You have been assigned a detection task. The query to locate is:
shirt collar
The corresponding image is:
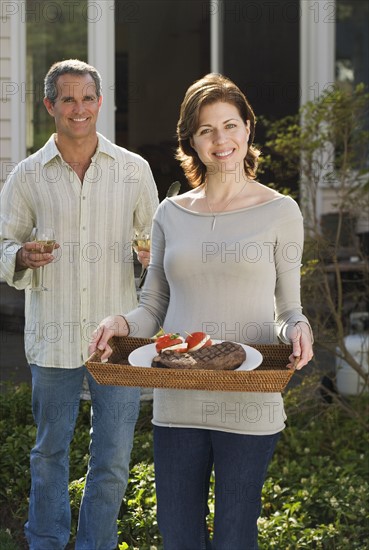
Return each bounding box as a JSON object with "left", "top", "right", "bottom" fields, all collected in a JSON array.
[
  {"left": 95, "top": 133, "right": 117, "bottom": 160},
  {"left": 41, "top": 134, "right": 62, "bottom": 165},
  {"left": 41, "top": 132, "right": 117, "bottom": 166}
]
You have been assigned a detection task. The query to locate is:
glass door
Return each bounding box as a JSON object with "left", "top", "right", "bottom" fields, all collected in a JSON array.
[{"left": 115, "top": 0, "right": 210, "bottom": 199}]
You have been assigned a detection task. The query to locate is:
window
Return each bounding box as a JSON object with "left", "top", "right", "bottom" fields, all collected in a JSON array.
[
  {"left": 336, "top": 0, "right": 369, "bottom": 90},
  {"left": 336, "top": 0, "right": 369, "bottom": 166},
  {"left": 26, "top": 0, "right": 87, "bottom": 154},
  {"left": 223, "top": 0, "right": 300, "bottom": 122},
  {"left": 115, "top": 0, "right": 210, "bottom": 199}
]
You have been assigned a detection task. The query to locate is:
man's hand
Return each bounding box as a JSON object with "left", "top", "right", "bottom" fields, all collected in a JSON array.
[
  {"left": 287, "top": 322, "right": 314, "bottom": 370},
  {"left": 88, "top": 315, "right": 129, "bottom": 362},
  {"left": 16, "top": 241, "right": 60, "bottom": 271},
  {"left": 137, "top": 250, "right": 150, "bottom": 269}
]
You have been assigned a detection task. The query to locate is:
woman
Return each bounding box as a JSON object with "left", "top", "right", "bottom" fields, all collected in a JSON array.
[{"left": 90, "top": 74, "right": 313, "bottom": 549}]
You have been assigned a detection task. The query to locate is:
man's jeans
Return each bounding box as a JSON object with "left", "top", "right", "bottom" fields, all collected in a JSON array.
[
  {"left": 25, "top": 364, "right": 140, "bottom": 550},
  {"left": 154, "top": 426, "right": 280, "bottom": 550}
]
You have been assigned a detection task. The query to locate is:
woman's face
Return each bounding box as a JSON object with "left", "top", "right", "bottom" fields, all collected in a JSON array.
[{"left": 190, "top": 101, "right": 250, "bottom": 177}]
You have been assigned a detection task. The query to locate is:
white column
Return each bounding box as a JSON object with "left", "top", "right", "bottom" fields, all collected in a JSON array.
[
  {"left": 210, "top": 0, "right": 223, "bottom": 73},
  {"left": 88, "top": 0, "right": 115, "bottom": 142},
  {"left": 10, "top": 2, "right": 26, "bottom": 163},
  {"left": 300, "top": 0, "right": 336, "bottom": 105},
  {"left": 300, "top": 0, "right": 336, "bottom": 223}
]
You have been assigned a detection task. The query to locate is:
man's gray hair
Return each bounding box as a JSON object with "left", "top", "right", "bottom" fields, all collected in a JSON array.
[{"left": 44, "top": 59, "right": 102, "bottom": 103}]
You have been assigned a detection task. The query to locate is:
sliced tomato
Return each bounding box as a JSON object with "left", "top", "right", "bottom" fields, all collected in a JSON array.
[
  {"left": 185, "top": 332, "right": 212, "bottom": 352},
  {"left": 155, "top": 333, "right": 186, "bottom": 353}
]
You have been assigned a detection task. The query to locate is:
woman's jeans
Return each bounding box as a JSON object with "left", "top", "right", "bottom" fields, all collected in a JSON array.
[
  {"left": 154, "top": 426, "right": 280, "bottom": 550},
  {"left": 25, "top": 364, "right": 140, "bottom": 550}
]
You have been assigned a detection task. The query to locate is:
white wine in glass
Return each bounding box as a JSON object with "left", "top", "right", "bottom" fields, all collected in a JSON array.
[
  {"left": 31, "top": 227, "right": 56, "bottom": 291},
  {"left": 132, "top": 234, "right": 151, "bottom": 255},
  {"left": 132, "top": 229, "right": 151, "bottom": 286}
]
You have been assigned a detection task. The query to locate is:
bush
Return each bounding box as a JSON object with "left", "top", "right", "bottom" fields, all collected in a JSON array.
[
  {"left": 1, "top": 380, "right": 368, "bottom": 549},
  {"left": 259, "top": 377, "right": 369, "bottom": 549},
  {"left": 0, "top": 529, "right": 19, "bottom": 550},
  {"left": 261, "top": 84, "right": 369, "bottom": 395}
]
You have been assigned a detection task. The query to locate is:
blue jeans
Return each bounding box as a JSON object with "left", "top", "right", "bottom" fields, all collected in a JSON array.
[
  {"left": 25, "top": 364, "right": 141, "bottom": 550},
  {"left": 154, "top": 426, "right": 280, "bottom": 550}
]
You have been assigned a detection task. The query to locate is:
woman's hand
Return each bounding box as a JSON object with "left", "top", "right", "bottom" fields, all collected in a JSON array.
[
  {"left": 88, "top": 315, "right": 129, "bottom": 362},
  {"left": 287, "top": 322, "right": 314, "bottom": 370}
]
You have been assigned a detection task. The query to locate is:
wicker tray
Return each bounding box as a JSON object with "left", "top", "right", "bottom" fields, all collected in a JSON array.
[{"left": 86, "top": 337, "right": 294, "bottom": 392}]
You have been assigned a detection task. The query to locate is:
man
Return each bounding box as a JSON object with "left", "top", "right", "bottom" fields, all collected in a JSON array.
[{"left": 0, "top": 59, "right": 159, "bottom": 549}]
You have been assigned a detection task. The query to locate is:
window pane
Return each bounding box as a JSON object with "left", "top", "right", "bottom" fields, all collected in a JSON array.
[
  {"left": 223, "top": 0, "right": 300, "bottom": 193},
  {"left": 223, "top": 0, "right": 300, "bottom": 122},
  {"left": 336, "top": 0, "right": 369, "bottom": 89},
  {"left": 26, "top": 0, "right": 87, "bottom": 154},
  {"left": 336, "top": 0, "right": 369, "bottom": 167}
]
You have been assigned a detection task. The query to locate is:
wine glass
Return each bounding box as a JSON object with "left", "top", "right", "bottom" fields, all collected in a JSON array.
[
  {"left": 132, "top": 229, "right": 151, "bottom": 287},
  {"left": 31, "top": 227, "right": 56, "bottom": 291}
]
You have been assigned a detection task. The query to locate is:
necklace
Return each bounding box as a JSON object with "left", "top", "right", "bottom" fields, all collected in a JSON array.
[{"left": 205, "top": 181, "right": 248, "bottom": 230}]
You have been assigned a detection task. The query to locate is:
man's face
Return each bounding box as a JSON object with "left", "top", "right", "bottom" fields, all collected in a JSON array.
[{"left": 43, "top": 73, "right": 103, "bottom": 140}]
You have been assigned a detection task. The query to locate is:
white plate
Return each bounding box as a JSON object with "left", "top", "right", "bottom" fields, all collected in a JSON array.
[{"left": 128, "top": 340, "right": 263, "bottom": 371}]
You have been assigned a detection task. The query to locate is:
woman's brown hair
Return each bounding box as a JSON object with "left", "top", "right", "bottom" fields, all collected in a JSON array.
[{"left": 176, "top": 73, "right": 260, "bottom": 187}]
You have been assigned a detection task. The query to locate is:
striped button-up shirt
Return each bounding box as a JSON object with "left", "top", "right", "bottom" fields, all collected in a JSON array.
[{"left": 0, "top": 133, "right": 159, "bottom": 367}]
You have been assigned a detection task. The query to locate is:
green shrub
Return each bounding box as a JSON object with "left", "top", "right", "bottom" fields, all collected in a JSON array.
[
  {"left": 0, "top": 529, "right": 19, "bottom": 550},
  {"left": 1, "top": 380, "right": 368, "bottom": 549},
  {"left": 0, "top": 384, "right": 36, "bottom": 536},
  {"left": 259, "top": 377, "right": 369, "bottom": 549}
]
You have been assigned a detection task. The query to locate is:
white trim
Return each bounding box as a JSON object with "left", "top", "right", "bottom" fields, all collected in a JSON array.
[
  {"left": 10, "top": 3, "right": 26, "bottom": 163},
  {"left": 88, "top": 0, "right": 115, "bottom": 142},
  {"left": 210, "top": 0, "right": 223, "bottom": 73}
]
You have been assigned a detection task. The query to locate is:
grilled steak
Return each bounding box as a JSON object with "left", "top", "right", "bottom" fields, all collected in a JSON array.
[{"left": 151, "top": 341, "right": 246, "bottom": 371}]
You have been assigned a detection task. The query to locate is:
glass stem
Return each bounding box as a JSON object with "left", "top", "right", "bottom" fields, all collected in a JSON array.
[{"left": 40, "top": 266, "right": 45, "bottom": 289}]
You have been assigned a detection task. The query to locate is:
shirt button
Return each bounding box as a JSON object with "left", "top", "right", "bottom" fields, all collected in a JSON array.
[
  {"left": 82, "top": 226, "right": 86, "bottom": 230},
  {"left": 83, "top": 288, "right": 87, "bottom": 292}
]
